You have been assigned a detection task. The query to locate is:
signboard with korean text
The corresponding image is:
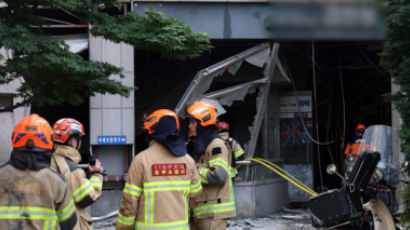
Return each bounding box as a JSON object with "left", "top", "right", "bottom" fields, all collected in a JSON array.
[{"left": 97, "top": 136, "right": 127, "bottom": 145}]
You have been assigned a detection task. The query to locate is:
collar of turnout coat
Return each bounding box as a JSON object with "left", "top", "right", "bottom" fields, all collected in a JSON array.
[{"left": 53, "top": 144, "right": 82, "bottom": 164}]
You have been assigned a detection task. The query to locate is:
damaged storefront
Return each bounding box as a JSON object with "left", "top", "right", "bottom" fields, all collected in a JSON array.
[{"left": 86, "top": 0, "right": 391, "bottom": 222}]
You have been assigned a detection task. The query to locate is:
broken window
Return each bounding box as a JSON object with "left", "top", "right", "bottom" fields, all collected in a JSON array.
[{"left": 175, "top": 43, "right": 289, "bottom": 159}]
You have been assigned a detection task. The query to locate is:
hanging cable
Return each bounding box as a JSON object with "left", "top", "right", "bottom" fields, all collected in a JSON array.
[
  {"left": 339, "top": 55, "right": 346, "bottom": 154},
  {"left": 312, "top": 41, "right": 324, "bottom": 188},
  {"left": 325, "top": 93, "right": 336, "bottom": 164},
  {"left": 288, "top": 71, "right": 335, "bottom": 146}
]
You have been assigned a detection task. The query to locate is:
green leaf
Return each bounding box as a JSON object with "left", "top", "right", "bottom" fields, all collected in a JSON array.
[
  {"left": 382, "top": 0, "right": 410, "bottom": 224},
  {"left": 0, "top": 1, "right": 211, "bottom": 109}
]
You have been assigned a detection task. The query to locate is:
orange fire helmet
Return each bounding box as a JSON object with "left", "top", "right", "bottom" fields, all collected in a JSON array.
[
  {"left": 52, "top": 118, "right": 85, "bottom": 144},
  {"left": 144, "top": 109, "right": 180, "bottom": 135},
  {"left": 356, "top": 123, "right": 366, "bottom": 131},
  {"left": 12, "top": 114, "right": 53, "bottom": 151},
  {"left": 186, "top": 101, "right": 217, "bottom": 127}
]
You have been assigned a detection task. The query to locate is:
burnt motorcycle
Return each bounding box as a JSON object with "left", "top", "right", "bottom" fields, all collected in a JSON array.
[{"left": 308, "top": 125, "right": 401, "bottom": 230}]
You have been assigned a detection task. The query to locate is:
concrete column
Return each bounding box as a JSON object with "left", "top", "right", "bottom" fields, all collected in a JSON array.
[{"left": 89, "top": 36, "right": 135, "bottom": 174}]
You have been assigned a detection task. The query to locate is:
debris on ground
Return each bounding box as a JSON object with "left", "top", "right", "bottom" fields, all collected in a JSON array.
[
  {"left": 227, "top": 210, "right": 314, "bottom": 230},
  {"left": 93, "top": 209, "right": 315, "bottom": 230}
]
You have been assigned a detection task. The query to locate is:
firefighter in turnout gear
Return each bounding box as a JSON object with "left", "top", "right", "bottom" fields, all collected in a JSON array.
[
  {"left": 116, "top": 109, "right": 202, "bottom": 230},
  {"left": 217, "top": 121, "right": 244, "bottom": 177},
  {"left": 344, "top": 123, "right": 366, "bottom": 161},
  {"left": 0, "top": 114, "right": 77, "bottom": 230},
  {"left": 51, "top": 118, "right": 104, "bottom": 230},
  {"left": 186, "top": 101, "right": 236, "bottom": 230}
]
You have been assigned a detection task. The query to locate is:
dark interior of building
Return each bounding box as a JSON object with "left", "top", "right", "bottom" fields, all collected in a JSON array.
[
  {"left": 280, "top": 41, "right": 391, "bottom": 191},
  {"left": 29, "top": 37, "right": 390, "bottom": 191},
  {"left": 133, "top": 40, "right": 391, "bottom": 191}
]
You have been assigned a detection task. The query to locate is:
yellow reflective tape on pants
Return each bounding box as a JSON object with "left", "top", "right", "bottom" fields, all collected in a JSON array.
[
  {"left": 90, "top": 176, "right": 102, "bottom": 190},
  {"left": 190, "top": 181, "right": 202, "bottom": 194},
  {"left": 193, "top": 202, "right": 236, "bottom": 217},
  {"left": 199, "top": 168, "right": 209, "bottom": 184},
  {"left": 56, "top": 199, "right": 76, "bottom": 221},
  {"left": 117, "top": 212, "right": 135, "bottom": 226},
  {"left": 124, "top": 182, "right": 142, "bottom": 197},
  {"left": 135, "top": 220, "right": 189, "bottom": 230},
  {"left": 72, "top": 181, "right": 93, "bottom": 202}
]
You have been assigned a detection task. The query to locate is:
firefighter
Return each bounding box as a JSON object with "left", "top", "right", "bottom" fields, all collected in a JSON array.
[
  {"left": 217, "top": 121, "right": 245, "bottom": 176},
  {"left": 344, "top": 123, "right": 366, "bottom": 161},
  {"left": 51, "top": 118, "right": 104, "bottom": 230},
  {"left": 186, "top": 101, "right": 236, "bottom": 230},
  {"left": 0, "top": 114, "right": 77, "bottom": 230},
  {"left": 116, "top": 109, "right": 202, "bottom": 230}
]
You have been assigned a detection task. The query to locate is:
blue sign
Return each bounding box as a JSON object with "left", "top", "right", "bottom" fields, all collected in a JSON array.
[
  {"left": 298, "top": 100, "right": 310, "bottom": 107},
  {"left": 97, "top": 136, "right": 127, "bottom": 145}
]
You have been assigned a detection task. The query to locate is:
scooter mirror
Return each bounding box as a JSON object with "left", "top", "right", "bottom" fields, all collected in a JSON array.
[{"left": 326, "top": 164, "right": 337, "bottom": 175}]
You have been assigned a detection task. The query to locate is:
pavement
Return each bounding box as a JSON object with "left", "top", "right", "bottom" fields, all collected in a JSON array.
[{"left": 93, "top": 210, "right": 316, "bottom": 230}]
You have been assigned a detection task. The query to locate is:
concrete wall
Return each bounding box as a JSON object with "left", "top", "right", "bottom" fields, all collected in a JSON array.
[
  {"left": 89, "top": 37, "right": 135, "bottom": 175},
  {"left": 132, "top": 1, "right": 383, "bottom": 40},
  {"left": 0, "top": 49, "right": 30, "bottom": 164}
]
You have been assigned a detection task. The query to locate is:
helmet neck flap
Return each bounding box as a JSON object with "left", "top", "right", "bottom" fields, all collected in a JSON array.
[
  {"left": 187, "top": 124, "right": 220, "bottom": 160},
  {"left": 8, "top": 150, "right": 52, "bottom": 171},
  {"left": 149, "top": 116, "right": 187, "bottom": 157}
]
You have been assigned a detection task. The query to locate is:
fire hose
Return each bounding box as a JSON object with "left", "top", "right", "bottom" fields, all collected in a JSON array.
[
  {"left": 91, "top": 158, "right": 317, "bottom": 222},
  {"left": 240, "top": 158, "right": 318, "bottom": 197}
]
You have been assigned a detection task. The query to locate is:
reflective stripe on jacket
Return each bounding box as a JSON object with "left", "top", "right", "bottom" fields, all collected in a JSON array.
[
  {"left": 51, "top": 144, "right": 103, "bottom": 230},
  {"left": 192, "top": 138, "right": 236, "bottom": 220},
  {"left": 116, "top": 140, "right": 202, "bottom": 230},
  {"left": 0, "top": 164, "right": 77, "bottom": 230}
]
